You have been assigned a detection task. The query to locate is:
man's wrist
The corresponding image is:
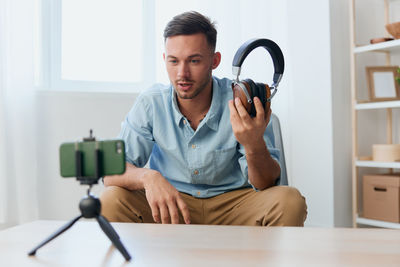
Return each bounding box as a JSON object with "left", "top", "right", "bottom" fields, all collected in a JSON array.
[
  {"left": 142, "top": 169, "right": 162, "bottom": 190},
  {"left": 243, "top": 139, "right": 268, "bottom": 155}
]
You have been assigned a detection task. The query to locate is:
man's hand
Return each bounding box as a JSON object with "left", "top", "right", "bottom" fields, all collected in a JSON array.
[
  {"left": 143, "top": 171, "right": 191, "bottom": 224},
  {"left": 229, "top": 97, "right": 279, "bottom": 189},
  {"left": 228, "top": 97, "right": 271, "bottom": 152}
]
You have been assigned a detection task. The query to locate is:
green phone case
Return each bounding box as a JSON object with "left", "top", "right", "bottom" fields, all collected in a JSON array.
[{"left": 59, "top": 139, "right": 126, "bottom": 178}]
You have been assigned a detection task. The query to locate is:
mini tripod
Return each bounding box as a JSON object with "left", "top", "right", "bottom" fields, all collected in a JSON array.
[{"left": 28, "top": 131, "right": 131, "bottom": 261}]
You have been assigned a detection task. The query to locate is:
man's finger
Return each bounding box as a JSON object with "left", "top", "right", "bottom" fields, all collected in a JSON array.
[
  {"left": 149, "top": 203, "right": 161, "bottom": 223},
  {"left": 229, "top": 100, "right": 243, "bottom": 128},
  {"left": 266, "top": 108, "right": 272, "bottom": 124},
  {"left": 228, "top": 99, "right": 239, "bottom": 120},
  {"left": 234, "top": 97, "right": 251, "bottom": 120},
  {"left": 168, "top": 201, "right": 180, "bottom": 224},
  {"left": 176, "top": 197, "right": 191, "bottom": 224},
  {"left": 253, "top": 97, "right": 265, "bottom": 122},
  {"left": 159, "top": 204, "right": 170, "bottom": 224}
]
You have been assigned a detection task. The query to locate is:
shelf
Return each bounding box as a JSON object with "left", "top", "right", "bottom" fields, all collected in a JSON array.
[
  {"left": 354, "top": 39, "right": 400, "bottom": 53},
  {"left": 356, "top": 217, "right": 400, "bottom": 229},
  {"left": 355, "top": 100, "right": 400, "bottom": 110},
  {"left": 351, "top": 1, "right": 400, "bottom": 230},
  {"left": 356, "top": 160, "right": 400, "bottom": 168}
]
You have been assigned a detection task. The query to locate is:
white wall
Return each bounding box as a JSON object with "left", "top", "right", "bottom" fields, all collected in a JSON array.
[
  {"left": 285, "top": 0, "right": 335, "bottom": 226},
  {"left": 284, "top": 0, "right": 352, "bottom": 227},
  {"left": 330, "top": 0, "right": 352, "bottom": 227},
  {"left": 35, "top": 0, "right": 353, "bottom": 227}
]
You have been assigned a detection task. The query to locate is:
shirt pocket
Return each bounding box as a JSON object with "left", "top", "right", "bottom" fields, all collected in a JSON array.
[{"left": 207, "top": 145, "right": 240, "bottom": 185}]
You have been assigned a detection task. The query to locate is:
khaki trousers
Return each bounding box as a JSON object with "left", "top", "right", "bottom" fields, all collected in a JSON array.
[{"left": 100, "top": 186, "right": 307, "bottom": 226}]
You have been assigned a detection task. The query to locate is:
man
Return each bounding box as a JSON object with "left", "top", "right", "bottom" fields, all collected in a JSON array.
[{"left": 100, "top": 11, "right": 307, "bottom": 226}]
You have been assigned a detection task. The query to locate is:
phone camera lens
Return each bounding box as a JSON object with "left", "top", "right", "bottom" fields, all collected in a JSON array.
[{"left": 116, "top": 142, "right": 122, "bottom": 154}]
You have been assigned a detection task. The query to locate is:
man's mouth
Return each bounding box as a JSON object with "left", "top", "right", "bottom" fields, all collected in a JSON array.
[{"left": 177, "top": 81, "right": 193, "bottom": 91}]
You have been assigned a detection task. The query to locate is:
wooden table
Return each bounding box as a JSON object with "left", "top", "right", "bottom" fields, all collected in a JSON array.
[{"left": 0, "top": 220, "right": 399, "bottom": 266}]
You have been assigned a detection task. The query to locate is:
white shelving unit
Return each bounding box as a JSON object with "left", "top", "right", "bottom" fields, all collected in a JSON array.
[
  {"left": 356, "top": 160, "right": 400, "bottom": 168},
  {"left": 355, "top": 100, "right": 400, "bottom": 110},
  {"left": 356, "top": 216, "right": 400, "bottom": 229},
  {"left": 350, "top": 0, "right": 400, "bottom": 229},
  {"left": 354, "top": 38, "right": 400, "bottom": 53}
]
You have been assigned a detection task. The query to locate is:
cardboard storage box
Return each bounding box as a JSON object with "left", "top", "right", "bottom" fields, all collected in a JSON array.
[{"left": 363, "top": 174, "right": 400, "bottom": 223}]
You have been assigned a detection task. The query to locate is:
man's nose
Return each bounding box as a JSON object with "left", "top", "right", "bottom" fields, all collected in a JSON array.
[{"left": 177, "top": 62, "right": 190, "bottom": 79}]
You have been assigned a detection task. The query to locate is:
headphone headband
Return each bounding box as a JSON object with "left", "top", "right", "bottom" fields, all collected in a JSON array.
[{"left": 232, "top": 38, "right": 284, "bottom": 86}]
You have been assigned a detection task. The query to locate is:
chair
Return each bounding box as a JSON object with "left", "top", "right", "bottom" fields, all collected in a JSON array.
[{"left": 270, "top": 113, "right": 288, "bottom": 186}]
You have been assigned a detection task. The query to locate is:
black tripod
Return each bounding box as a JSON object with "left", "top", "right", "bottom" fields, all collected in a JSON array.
[{"left": 28, "top": 131, "right": 131, "bottom": 261}]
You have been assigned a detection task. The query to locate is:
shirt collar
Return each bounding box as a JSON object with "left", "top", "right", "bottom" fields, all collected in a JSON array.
[{"left": 171, "top": 77, "right": 221, "bottom": 131}]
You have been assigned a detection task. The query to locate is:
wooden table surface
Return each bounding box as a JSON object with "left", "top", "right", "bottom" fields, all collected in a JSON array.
[{"left": 0, "top": 220, "right": 399, "bottom": 266}]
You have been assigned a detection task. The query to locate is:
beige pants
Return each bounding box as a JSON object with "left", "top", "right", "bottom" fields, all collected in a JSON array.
[{"left": 100, "top": 186, "right": 307, "bottom": 226}]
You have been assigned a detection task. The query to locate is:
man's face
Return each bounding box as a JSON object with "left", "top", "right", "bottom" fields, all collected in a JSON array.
[{"left": 164, "top": 33, "right": 220, "bottom": 100}]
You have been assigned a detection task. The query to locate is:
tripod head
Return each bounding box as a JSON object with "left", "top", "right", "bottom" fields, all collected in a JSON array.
[{"left": 75, "top": 129, "right": 103, "bottom": 186}]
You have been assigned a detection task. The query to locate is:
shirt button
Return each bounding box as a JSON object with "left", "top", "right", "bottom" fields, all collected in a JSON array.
[
  {"left": 197, "top": 191, "right": 201, "bottom": 196},
  {"left": 191, "top": 144, "right": 196, "bottom": 149},
  {"left": 194, "top": 170, "right": 199, "bottom": 175},
  {"left": 183, "top": 120, "right": 187, "bottom": 125}
]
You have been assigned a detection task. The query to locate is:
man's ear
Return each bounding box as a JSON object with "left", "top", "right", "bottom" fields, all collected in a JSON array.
[
  {"left": 163, "top": 53, "right": 166, "bottom": 61},
  {"left": 212, "top": 52, "right": 221, "bottom": 69}
]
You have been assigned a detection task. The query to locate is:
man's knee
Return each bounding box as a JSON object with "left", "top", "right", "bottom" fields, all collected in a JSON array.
[
  {"left": 278, "top": 186, "right": 306, "bottom": 210},
  {"left": 267, "top": 186, "right": 308, "bottom": 226}
]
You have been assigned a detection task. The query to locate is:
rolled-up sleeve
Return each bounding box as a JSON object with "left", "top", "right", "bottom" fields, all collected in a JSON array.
[{"left": 118, "top": 94, "right": 155, "bottom": 167}]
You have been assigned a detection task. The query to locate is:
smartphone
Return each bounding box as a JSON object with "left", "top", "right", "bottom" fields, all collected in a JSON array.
[{"left": 59, "top": 139, "right": 126, "bottom": 178}]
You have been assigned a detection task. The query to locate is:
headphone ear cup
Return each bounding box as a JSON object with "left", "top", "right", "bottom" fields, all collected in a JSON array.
[
  {"left": 253, "top": 81, "right": 272, "bottom": 117},
  {"left": 231, "top": 81, "right": 252, "bottom": 115},
  {"left": 263, "top": 83, "right": 271, "bottom": 115},
  {"left": 243, "top": 79, "right": 257, "bottom": 117},
  {"left": 256, "top": 82, "right": 267, "bottom": 105}
]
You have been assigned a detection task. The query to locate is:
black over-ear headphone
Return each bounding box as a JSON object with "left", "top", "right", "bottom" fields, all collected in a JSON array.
[{"left": 231, "top": 38, "right": 284, "bottom": 117}]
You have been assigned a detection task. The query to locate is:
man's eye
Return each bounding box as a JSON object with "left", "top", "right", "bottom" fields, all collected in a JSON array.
[
  {"left": 169, "top": 60, "right": 177, "bottom": 64},
  {"left": 191, "top": 59, "right": 200, "bottom": 63}
]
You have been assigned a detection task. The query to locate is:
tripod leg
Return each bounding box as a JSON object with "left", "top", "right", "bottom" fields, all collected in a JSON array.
[
  {"left": 28, "top": 215, "right": 82, "bottom": 256},
  {"left": 96, "top": 215, "right": 131, "bottom": 261}
]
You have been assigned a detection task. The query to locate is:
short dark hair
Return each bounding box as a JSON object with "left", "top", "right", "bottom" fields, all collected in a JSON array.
[{"left": 163, "top": 11, "right": 217, "bottom": 51}]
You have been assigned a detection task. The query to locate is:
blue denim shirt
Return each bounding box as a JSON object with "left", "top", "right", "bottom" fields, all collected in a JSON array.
[{"left": 119, "top": 76, "right": 280, "bottom": 198}]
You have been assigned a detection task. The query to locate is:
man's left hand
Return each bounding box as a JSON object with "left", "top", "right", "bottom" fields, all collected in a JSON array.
[{"left": 228, "top": 97, "right": 271, "bottom": 152}]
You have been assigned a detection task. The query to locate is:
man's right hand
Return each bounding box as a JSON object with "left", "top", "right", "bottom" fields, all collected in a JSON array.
[{"left": 143, "top": 170, "right": 191, "bottom": 224}]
